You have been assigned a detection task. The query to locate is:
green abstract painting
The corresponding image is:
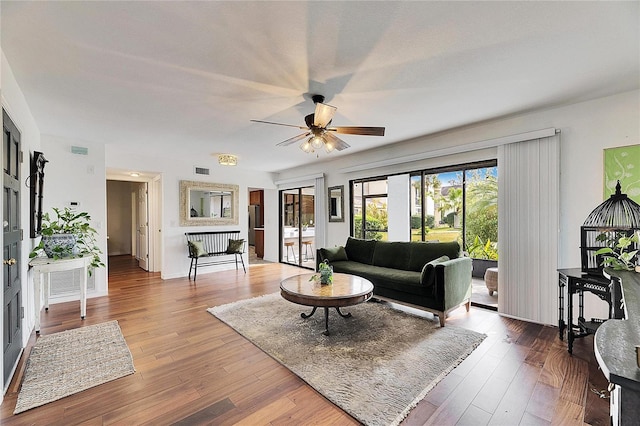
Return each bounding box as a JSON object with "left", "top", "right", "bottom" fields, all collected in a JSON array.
[{"left": 604, "top": 144, "right": 640, "bottom": 203}]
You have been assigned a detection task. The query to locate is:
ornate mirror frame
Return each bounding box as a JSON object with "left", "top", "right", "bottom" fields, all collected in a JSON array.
[
  {"left": 180, "top": 180, "right": 239, "bottom": 226},
  {"left": 328, "top": 185, "right": 345, "bottom": 222}
]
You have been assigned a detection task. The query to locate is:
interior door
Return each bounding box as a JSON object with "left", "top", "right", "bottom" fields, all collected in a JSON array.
[
  {"left": 3, "top": 109, "right": 23, "bottom": 386},
  {"left": 136, "top": 182, "right": 149, "bottom": 271}
]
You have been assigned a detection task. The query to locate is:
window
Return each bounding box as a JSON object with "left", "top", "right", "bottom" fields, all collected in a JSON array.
[
  {"left": 410, "top": 161, "right": 497, "bottom": 254},
  {"left": 352, "top": 178, "right": 388, "bottom": 240}
]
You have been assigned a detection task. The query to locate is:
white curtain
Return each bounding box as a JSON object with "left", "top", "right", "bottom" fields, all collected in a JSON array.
[
  {"left": 387, "top": 174, "right": 410, "bottom": 241},
  {"left": 498, "top": 134, "right": 560, "bottom": 325},
  {"left": 314, "top": 175, "right": 327, "bottom": 250}
]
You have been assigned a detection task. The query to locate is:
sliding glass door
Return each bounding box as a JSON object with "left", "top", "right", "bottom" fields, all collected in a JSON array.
[
  {"left": 280, "top": 186, "right": 315, "bottom": 268},
  {"left": 410, "top": 161, "right": 498, "bottom": 309}
]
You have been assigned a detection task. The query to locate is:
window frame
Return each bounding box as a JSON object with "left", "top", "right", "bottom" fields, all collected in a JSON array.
[
  {"left": 350, "top": 177, "right": 389, "bottom": 239},
  {"left": 410, "top": 159, "right": 497, "bottom": 247}
]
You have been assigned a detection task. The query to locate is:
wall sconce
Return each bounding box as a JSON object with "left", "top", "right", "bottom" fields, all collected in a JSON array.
[{"left": 218, "top": 154, "right": 237, "bottom": 166}]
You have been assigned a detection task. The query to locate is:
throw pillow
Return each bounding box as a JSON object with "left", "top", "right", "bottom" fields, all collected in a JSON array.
[
  {"left": 420, "top": 255, "right": 450, "bottom": 286},
  {"left": 188, "top": 240, "right": 207, "bottom": 257},
  {"left": 226, "top": 239, "right": 244, "bottom": 254},
  {"left": 320, "top": 246, "right": 348, "bottom": 262}
]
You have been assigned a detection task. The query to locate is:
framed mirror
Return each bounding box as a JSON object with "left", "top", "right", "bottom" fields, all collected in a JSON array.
[
  {"left": 180, "top": 180, "right": 239, "bottom": 226},
  {"left": 328, "top": 185, "right": 344, "bottom": 222}
]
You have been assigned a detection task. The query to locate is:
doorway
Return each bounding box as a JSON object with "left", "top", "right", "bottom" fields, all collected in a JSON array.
[
  {"left": 248, "top": 189, "right": 265, "bottom": 264},
  {"left": 106, "top": 173, "right": 162, "bottom": 273},
  {"left": 280, "top": 187, "right": 315, "bottom": 269}
]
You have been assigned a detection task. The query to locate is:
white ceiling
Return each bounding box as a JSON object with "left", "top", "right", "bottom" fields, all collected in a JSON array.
[{"left": 2, "top": 1, "right": 638, "bottom": 173}]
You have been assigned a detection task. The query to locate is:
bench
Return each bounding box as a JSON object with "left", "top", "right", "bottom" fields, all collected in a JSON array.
[{"left": 185, "top": 231, "right": 246, "bottom": 281}]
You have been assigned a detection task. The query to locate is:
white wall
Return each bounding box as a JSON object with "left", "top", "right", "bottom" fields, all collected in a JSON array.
[
  {"left": 276, "top": 90, "right": 640, "bottom": 322},
  {"left": 1, "top": 50, "right": 42, "bottom": 396},
  {"left": 39, "top": 134, "right": 108, "bottom": 298},
  {"left": 104, "top": 149, "right": 277, "bottom": 279}
]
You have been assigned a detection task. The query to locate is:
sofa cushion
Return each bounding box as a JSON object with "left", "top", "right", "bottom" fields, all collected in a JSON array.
[
  {"left": 344, "top": 237, "right": 376, "bottom": 265},
  {"left": 320, "top": 246, "right": 348, "bottom": 262},
  {"left": 408, "top": 241, "right": 461, "bottom": 271},
  {"left": 420, "top": 255, "right": 450, "bottom": 286},
  {"left": 372, "top": 241, "right": 410, "bottom": 270},
  {"left": 330, "top": 261, "right": 432, "bottom": 297}
]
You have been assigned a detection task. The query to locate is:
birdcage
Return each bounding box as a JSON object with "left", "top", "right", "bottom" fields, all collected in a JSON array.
[{"left": 581, "top": 181, "right": 640, "bottom": 275}]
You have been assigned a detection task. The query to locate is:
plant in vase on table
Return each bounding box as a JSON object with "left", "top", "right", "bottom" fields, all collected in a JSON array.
[
  {"left": 29, "top": 207, "right": 104, "bottom": 274},
  {"left": 310, "top": 260, "right": 333, "bottom": 285}
]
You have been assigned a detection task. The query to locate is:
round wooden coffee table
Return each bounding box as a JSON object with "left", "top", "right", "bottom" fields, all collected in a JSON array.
[{"left": 280, "top": 273, "right": 374, "bottom": 335}]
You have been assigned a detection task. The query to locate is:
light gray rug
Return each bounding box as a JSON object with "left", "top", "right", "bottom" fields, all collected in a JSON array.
[
  {"left": 208, "top": 293, "right": 486, "bottom": 426},
  {"left": 14, "top": 320, "right": 135, "bottom": 414}
]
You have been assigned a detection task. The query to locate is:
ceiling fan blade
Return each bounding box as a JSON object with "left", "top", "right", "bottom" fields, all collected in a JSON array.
[
  {"left": 313, "top": 102, "right": 337, "bottom": 128},
  {"left": 330, "top": 126, "right": 386, "bottom": 136},
  {"left": 324, "top": 133, "right": 350, "bottom": 151},
  {"left": 251, "top": 119, "right": 307, "bottom": 130},
  {"left": 276, "top": 132, "right": 311, "bottom": 147}
]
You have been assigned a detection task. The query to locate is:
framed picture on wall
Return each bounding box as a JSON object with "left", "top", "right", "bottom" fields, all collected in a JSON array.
[{"left": 604, "top": 144, "right": 640, "bottom": 204}]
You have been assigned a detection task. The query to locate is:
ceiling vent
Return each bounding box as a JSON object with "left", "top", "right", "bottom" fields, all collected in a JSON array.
[{"left": 194, "top": 166, "right": 210, "bottom": 176}]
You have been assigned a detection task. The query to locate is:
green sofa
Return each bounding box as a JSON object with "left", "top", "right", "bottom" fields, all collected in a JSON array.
[{"left": 317, "top": 237, "right": 472, "bottom": 326}]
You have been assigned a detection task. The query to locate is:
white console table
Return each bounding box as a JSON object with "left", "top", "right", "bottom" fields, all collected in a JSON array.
[{"left": 29, "top": 256, "right": 92, "bottom": 333}]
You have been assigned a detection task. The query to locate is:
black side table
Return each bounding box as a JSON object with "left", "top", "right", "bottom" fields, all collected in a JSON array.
[{"left": 558, "top": 268, "right": 611, "bottom": 354}]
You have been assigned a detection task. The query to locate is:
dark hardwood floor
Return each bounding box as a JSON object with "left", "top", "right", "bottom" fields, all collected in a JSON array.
[{"left": 1, "top": 256, "right": 609, "bottom": 425}]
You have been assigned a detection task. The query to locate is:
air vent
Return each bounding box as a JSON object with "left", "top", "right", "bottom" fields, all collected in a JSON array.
[{"left": 194, "top": 167, "right": 210, "bottom": 176}]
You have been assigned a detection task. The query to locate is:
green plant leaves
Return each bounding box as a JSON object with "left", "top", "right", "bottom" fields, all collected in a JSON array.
[
  {"left": 596, "top": 232, "right": 639, "bottom": 271},
  {"left": 29, "top": 207, "right": 104, "bottom": 273}
]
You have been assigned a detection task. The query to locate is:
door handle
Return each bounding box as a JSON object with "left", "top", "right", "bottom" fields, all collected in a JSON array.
[{"left": 3, "top": 258, "right": 16, "bottom": 266}]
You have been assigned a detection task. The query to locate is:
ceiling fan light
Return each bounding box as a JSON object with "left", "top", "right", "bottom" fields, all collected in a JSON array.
[
  {"left": 300, "top": 140, "right": 313, "bottom": 153},
  {"left": 310, "top": 135, "right": 324, "bottom": 149},
  {"left": 324, "top": 141, "right": 335, "bottom": 153}
]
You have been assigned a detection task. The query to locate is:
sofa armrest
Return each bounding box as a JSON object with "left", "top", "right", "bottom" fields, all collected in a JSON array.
[{"left": 432, "top": 257, "right": 473, "bottom": 310}]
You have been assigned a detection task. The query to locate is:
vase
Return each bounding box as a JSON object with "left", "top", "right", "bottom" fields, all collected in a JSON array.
[
  {"left": 320, "top": 266, "right": 333, "bottom": 285},
  {"left": 42, "top": 234, "right": 77, "bottom": 258}
]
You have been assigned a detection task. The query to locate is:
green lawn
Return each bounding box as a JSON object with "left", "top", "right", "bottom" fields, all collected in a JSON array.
[{"left": 411, "top": 227, "right": 461, "bottom": 243}]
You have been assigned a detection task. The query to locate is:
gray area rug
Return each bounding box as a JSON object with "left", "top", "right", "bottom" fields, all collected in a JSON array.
[
  {"left": 14, "top": 320, "right": 135, "bottom": 414},
  {"left": 208, "top": 293, "right": 486, "bottom": 426}
]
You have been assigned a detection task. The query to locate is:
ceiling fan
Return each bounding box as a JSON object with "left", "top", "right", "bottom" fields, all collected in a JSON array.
[{"left": 251, "top": 95, "right": 385, "bottom": 154}]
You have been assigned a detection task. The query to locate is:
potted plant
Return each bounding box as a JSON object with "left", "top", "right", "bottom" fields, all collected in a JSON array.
[
  {"left": 310, "top": 260, "right": 333, "bottom": 285},
  {"left": 29, "top": 207, "right": 104, "bottom": 274},
  {"left": 465, "top": 235, "right": 499, "bottom": 278},
  {"left": 595, "top": 231, "right": 639, "bottom": 271}
]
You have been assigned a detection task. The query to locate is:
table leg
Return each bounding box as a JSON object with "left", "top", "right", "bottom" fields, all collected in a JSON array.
[
  {"left": 568, "top": 281, "right": 574, "bottom": 354},
  {"left": 336, "top": 307, "right": 352, "bottom": 318},
  {"left": 81, "top": 265, "right": 87, "bottom": 320},
  {"left": 559, "top": 274, "right": 565, "bottom": 340},
  {"left": 323, "top": 307, "right": 330, "bottom": 336},
  {"left": 301, "top": 307, "right": 317, "bottom": 319},
  {"left": 44, "top": 272, "right": 50, "bottom": 312},
  {"left": 299, "top": 306, "right": 353, "bottom": 336},
  {"left": 34, "top": 271, "right": 41, "bottom": 333},
  {"left": 578, "top": 290, "right": 585, "bottom": 323}
]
